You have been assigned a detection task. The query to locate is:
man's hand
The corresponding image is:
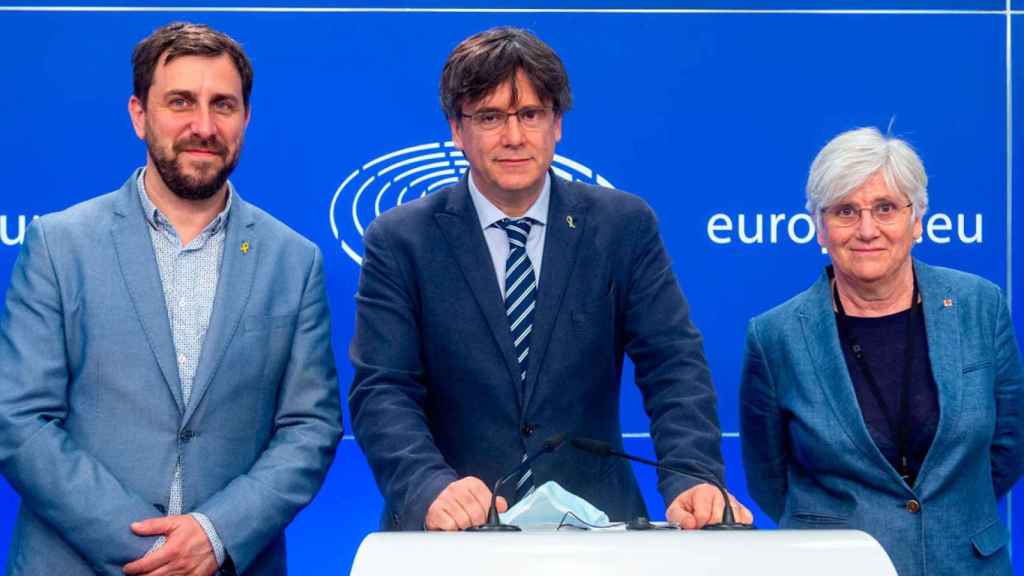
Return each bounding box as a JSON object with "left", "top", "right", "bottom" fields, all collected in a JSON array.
[
  {"left": 123, "top": 515, "right": 218, "bottom": 576},
  {"left": 425, "top": 476, "right": 508, "bottom": 531},
  {"left": 666, "top": 483, "right": 753, "bottom": 530}
]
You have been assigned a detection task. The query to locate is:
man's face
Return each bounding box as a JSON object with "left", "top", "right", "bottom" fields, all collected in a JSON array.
[
  {"left": 449, "top": 69, "right": 562, "bottom": 201},
  {"left": 818, "top": 170, "right": 923, "bottom": 287},
  {"left": 129, "top": 52, "right": 249, "bottom": 200}
]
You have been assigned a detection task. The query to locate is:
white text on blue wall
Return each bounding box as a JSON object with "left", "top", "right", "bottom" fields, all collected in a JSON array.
[
  {"left": 1, "top": 215, "right": 39, "bottom": 247},
  {"left": 707, "top": 212, "right": 983, "bottom": 246}
]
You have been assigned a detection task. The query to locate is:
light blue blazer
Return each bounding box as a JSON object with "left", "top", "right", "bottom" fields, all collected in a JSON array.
[
  {"left": 0, "top": 171, "right": 343, "bottom": 575},
  {"left": 740, "top": 259, "right": 1024, "bottom": 576}
]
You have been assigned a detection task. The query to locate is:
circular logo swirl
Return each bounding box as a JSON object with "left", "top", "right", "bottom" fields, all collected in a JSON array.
[{"left": 330, "top": 141, "right": 614, "bottom": 265}]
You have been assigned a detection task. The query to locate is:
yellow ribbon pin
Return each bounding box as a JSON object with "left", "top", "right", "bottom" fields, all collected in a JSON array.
[
  {"left": 240, "top": 241, "right": 250, "bottom": 254},
  {"left": 566, "top": 215, "right": 576, "bottom": 229}
]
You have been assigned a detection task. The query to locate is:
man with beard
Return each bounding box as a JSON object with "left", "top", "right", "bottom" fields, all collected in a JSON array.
[{"left": 0, "top": 22, "right": 342, "bottom": 575}]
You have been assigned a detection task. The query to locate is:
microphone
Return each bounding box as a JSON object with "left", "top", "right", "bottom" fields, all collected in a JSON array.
[
  {"left": 570, "top": 437, "right": 753, "bottom": 530},
  {"left": 466, "top": 432, "right": 566, "bottom": 532}
]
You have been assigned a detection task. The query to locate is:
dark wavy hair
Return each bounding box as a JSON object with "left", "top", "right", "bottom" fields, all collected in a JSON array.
[{"left": 440, "top": 27, "right": 571, "bottom": 121}]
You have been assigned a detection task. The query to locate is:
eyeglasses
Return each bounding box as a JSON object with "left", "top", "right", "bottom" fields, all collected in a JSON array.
[
  {"left": 822, "top": 201, "right": 913, "bottom": 227},
  {"left": 459, "top": 106, "right": 555, "bottom": 132}
]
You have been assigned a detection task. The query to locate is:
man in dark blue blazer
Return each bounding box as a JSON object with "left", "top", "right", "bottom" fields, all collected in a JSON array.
[{"left": 350, "top": 27, "right": 749, "bottom": 532}]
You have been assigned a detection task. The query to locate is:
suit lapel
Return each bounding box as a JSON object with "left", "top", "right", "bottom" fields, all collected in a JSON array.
[
  {"left": 522, "top": 178, "right": 585, "bottom": 411},
  {"left": 799, "top": 272, "right": 901, "bottom": 482},
  {"left": 110, "top": 172, "right": 184, "bottom": 414},
  {"left": 435, "top": 179, "right": 524, "bottom": 407},
  {"left": 182, "top": 190, "right": 259, "bottom": 426},
  {"left": 914, "top": 260, "right": 963, "bottom": 484}
]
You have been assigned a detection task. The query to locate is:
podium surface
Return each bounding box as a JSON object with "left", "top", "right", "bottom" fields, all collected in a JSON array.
[{"left": 351, "top": 529, "right": 896, "bottom": 575}]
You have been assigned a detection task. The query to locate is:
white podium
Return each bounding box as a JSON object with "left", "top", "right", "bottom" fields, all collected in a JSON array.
[{"left": 350, "top": 529, "right": 897, "bottom": 575}]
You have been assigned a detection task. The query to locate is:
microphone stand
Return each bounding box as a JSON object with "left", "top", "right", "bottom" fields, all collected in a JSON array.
[
  {"left": 571, "top": 437, "right": 754, "bottom": 530},
  {"left": 466, "top": 433, "right": 566, "bottom": 532}
]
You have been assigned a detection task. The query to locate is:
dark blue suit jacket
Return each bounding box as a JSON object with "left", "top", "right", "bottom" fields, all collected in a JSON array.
[
  {"left": 741, "top": 260, "right": 1024, "bottom": 576},
  {"left": 350, "top": 174, "right": 723, "bottom": 530}
]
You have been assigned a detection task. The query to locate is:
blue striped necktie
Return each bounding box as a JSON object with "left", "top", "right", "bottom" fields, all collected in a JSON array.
[{"left": 497, "top": 217, "right": 537, "bottom": 501}]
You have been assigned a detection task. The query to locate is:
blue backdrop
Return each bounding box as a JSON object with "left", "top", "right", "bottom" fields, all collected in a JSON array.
[{"left": 0, "top": 2, "right": 1020, "bottom": 573}]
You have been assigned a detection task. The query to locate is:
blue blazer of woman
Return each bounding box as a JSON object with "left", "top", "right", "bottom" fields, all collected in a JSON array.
[{"left": 740, "top": 259, "right": 1024, "bottom": 576}]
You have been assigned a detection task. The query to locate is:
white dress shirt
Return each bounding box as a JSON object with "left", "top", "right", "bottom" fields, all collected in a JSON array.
[{"left": 467, "top": 171, "right": 550, "bottom": 297}]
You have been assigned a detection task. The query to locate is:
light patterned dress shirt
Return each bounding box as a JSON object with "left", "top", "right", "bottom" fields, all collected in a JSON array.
[
  {"left": 137, "top": 170, "right": 228, "bottom": 567},
  {"left": 467, "top": 170, "right": 550, "bottom": 297}
]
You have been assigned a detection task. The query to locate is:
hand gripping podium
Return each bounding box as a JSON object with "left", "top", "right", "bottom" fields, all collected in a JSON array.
[{"left": 351, "top": 530, "right": 897, "bottom": 575}]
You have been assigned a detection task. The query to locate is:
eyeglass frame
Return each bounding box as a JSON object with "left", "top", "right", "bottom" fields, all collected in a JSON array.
[
  {"left": 457, "top": 106, "right": 556, "bottom": 132},
  {"left": 820, "top": 200, "right": 914, "bottom": 227}
]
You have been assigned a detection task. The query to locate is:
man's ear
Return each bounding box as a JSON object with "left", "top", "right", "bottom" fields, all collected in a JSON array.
[
  {"left": 128, "top": 95, "right": 147, "bottom": 140},
  {"left": 449, "top": 117, "right": 464, "bottom": 150}
]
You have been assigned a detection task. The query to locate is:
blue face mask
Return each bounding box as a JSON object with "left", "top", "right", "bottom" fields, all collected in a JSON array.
[{"left": 499, "top": 481, "right": 610, "bottom": 528}]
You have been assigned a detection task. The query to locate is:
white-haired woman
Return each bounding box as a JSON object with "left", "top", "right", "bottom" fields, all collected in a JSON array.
[{"left": 740, "top": 127, "right": 1024, "bottom": 576}]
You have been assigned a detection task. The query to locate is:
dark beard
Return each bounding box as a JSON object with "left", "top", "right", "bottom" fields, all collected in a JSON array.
[{"left": 147, "top": 134, "right": 240, "bottom": 201}]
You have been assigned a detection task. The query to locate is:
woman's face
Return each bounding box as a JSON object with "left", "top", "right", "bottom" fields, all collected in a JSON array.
[{"left": 818, "top": 171, "right": 922, "bottom": 288}]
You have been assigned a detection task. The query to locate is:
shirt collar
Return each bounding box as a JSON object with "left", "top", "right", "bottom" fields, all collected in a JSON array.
[
  {"left": 467, "top": 170, "right": 550, "bottom": 231},
  {"left": 136, "top": 167, "right": 232, "bottom": 238}
]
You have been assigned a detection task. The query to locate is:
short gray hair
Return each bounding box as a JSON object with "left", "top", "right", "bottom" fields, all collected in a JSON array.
[{"left": 806, "top": 127, "right": 928, "bottom": 228}]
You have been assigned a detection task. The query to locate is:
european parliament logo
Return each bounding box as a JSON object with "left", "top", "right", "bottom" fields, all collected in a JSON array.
[{"left": 329, "top": 141, "right": 615, "bottom": 265}]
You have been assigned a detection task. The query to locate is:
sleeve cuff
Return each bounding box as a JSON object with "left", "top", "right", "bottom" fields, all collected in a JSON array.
[{"left": 191, "top": 512, "right": 226, "bottom": 567}]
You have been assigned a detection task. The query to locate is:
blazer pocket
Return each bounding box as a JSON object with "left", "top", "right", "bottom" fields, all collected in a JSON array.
[
  {"left": 244, "top": 313, "right": 297, "bottom": 333},
  {"left": 789, "top": 511, "right": 849, "bottom": 527},
  {"left": 970, "top": 519, "right": 1009, "bottom": 557},
  {"left": 963, "top": 359, "right": 993, "bottom": 374},
  {"left": 571, "top": 285, "right": 616, "bottom": 332}
]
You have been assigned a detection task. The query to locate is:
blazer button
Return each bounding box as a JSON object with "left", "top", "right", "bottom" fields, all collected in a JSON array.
[
  {"left": 520, "top": 424, "right": 535, "bottom": 437},
  {"left": 905, "top": 499, "right": 921, "bottom": 513},
  {"left": 179, "top": 430, "right": 195, "bottom": 443}
]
